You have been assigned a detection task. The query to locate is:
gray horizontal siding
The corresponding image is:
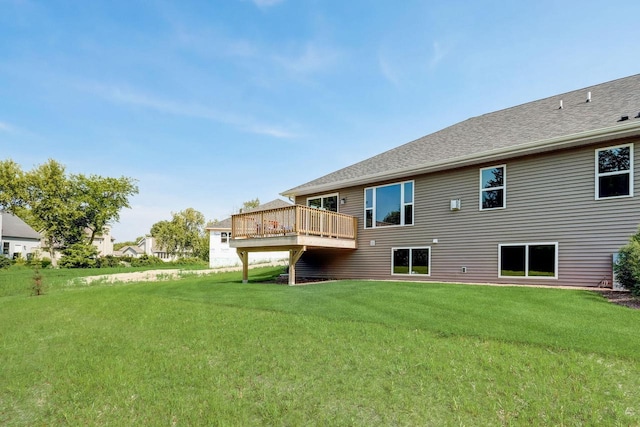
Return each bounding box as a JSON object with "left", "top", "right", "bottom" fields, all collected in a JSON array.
[{"left": 295, "top": 138, "right": 640, "bottom": 287}]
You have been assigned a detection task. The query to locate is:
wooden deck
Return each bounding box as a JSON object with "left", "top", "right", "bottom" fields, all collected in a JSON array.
[{"left": 230, "top": 205, "right": 358, "bottom": 284}]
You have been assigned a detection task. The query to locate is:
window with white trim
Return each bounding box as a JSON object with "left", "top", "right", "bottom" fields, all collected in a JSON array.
[
  {"left": 307, "top": 193, "right": 338, "bottom": 212},
  {"left": 392, "top": 247, "right": 430, "bottom": 275},
  {"left": 365, "top": 181, "right": 414, "bottom": 228},
  {"left": 596, "top": 144, "right": 633, "bottom": 199},
  {"left": 221, "top": 232, "right": 229, "bottom": 244},
  {"left": 480, "top": 165, "right": 506, "bottom": 210},
  {"left": 499, "top": 243, "right": 558, "bottom": 279}
]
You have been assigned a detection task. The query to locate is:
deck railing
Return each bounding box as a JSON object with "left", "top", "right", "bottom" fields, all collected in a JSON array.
[{"left": 231, "top": 205, "right": 357, "bottom": 240}]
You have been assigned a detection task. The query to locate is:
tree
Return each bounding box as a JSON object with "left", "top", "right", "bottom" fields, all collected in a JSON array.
[
  {"left": 0, "top": 158, "right": 139, "bottom": 266},
  {"left": 241, "top": 198, "right": 260, "bottom": 212},
  {"left": 151, "top": 208, "right": 208, "bottom": 259},
  {"left": 72, "top": 174, "right": 138, "bottom": 244},
  {"left": 24, "top": 160, "right": 84, "bottom": 265},
  {"left": 0, "top": 159, "right": 27, "bottom": 211}
]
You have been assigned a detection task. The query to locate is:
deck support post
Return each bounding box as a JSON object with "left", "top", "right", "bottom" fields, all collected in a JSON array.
[
  {"left": 288, "top": 246, "right": 306, "bottom": 285},
  {"left": 236, "top": 250, "right": 249, "bottom": 283}
]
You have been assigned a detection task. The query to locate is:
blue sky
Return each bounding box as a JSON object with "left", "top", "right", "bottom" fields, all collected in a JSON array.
[{"left": 1, "top": 0, "right": 639, "bottom": 242}]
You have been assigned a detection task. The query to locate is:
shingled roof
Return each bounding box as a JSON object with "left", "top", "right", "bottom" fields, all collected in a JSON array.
[
  {"left": 0, "top": 212, "right": 41, "bottom": 240},
  {"left": 283, "top": 74, "right": 640, "bottom": 197}
]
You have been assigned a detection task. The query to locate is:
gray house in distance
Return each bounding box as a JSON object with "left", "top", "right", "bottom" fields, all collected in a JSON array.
[
  {"left": 0, "top": 211, "right": 42, "bottom": 260},
  {"left": 231, "top": 74, "right": 640, "bottom": 287}
]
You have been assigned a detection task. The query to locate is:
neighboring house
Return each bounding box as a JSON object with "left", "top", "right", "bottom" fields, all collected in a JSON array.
[
  {"left": 207, "top": 199, "right": 291, "bottom": 268},
  {"left": 113, "top": 245, "right": 143, "bottom": 258},
  {"left": 91, "top": 226, "right": 115, "bottom": 256},
  {"left": 231, "top": 74, "right": 640, "bottom": 287},
  {"left": 0, "top": 211, "right": 42, "bottom": 260},
  {"left": 136, "top": 236, "right": 177, "bottom": 262}
]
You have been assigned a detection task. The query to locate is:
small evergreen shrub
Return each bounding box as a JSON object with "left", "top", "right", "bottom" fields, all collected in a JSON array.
[
  {"left": 614, "top": 229, "right": 640, "bottom": 296},
  {"left": 0, "top": 256, "right": 12, "bottom": 269},
  {"left": 131, "top": 254, "right": 164, "bottom": 267},
  {"left": 96, "top": 255, "right": 122, "bottom": 268},
  {"left": 59, "top": 243, "right": 99, "bottom": 268}
]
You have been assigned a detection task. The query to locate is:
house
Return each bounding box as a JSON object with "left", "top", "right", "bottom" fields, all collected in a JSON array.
[
  {"left": 113, "top": 245, "right": 143, "bottom": 258},
  {"left": 0, "top": 211, "right": 42, "bottom": 260},
  {"left": 207, "top": 199, "right": 291, "bottom": 268},
  {"left": 136, "top": 236, "right": 176, "bottom": 261},
  {"left": 91, "top": 226, "right": 115, "bottom": 256},
  {"left": 231, "top": 74, "right": 640, "bottom": 287}
]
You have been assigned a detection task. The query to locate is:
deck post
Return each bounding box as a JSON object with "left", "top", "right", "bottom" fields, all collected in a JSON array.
[
  {"left": 288, "top": 246, "right": 306, "bottom": 285},
  {"left": 236, "top": 250, "right": 249, "bottom": 283}
]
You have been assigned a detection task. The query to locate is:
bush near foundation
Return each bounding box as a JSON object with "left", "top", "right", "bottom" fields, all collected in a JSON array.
[{"left": 614, "top": 232, "right": 640, "bottom": 296}]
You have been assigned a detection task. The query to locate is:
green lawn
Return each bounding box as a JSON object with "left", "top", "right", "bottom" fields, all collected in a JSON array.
[{"left": 1, "top": 266, "right": 639, "bottom": 425}]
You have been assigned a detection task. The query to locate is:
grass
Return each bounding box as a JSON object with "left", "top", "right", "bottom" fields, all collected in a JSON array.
[{"left": 1, "top": 266, "right": 639, "bottom": 425}]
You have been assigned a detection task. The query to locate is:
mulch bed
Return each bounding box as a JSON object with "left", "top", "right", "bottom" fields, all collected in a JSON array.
[{"left": 596, "top": 290, "right": 640, "bottom": 310}]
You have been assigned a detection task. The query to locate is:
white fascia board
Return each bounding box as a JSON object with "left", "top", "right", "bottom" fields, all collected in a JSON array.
[{"left": 281, "top": 122, "right": 640, "bottom": 198}]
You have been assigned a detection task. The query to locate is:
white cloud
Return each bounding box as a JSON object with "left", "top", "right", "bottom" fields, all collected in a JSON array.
[{"left": 87, "top": 84, "right": 298, "bottom": 139}]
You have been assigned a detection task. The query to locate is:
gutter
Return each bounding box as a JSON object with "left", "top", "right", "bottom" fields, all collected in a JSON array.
[{"left": 281, "top": 121, "right": 640, "bottom": 198}]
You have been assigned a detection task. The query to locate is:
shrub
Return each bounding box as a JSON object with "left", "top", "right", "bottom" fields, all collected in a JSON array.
[
  {"left": 0, "top": 256, "right": 12, "bottom": 269},
  {"left": 171, "top": 257, "right": 208, "bottom": 267},
  {"left": 131, "top": 254, "right": 164, "bottom": 267},
  {"left": 31, "top": 267, "right": 45, "bottom": 296},
  {"left": 614, "top": 231, "right": 640, "bottom": 296},
  {"left": 96, "top": 255, "right": 122, "bottom": 268},
  {"left": 59, "top": 243, "right": 99, "bottom": 268}
]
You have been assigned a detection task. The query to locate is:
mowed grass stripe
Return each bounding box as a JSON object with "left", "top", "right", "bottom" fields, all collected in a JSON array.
[{"left": 1, "top": 267, "right": 639, "bottom": 425}]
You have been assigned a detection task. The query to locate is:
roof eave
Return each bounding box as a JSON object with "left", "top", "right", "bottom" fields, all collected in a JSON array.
[{"left": 282, "top": 121, "right": 640, "bottom": 198}]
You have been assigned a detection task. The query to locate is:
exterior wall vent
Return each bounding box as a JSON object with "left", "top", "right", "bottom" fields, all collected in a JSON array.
[
  {"left": 619, "top": 115, "right": 629, "bottom": 122},
  {"left": 450, "top": 199, "right": 461, "bottom": 211}
]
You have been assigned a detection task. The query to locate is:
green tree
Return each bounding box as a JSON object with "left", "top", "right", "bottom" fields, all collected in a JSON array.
[
  {"left": 72, "top": 174, "right": 138, "bottom": 244},
  {"left": 0, "top": 159, "right": 27, "bottom": 211},
  {"left": 58, "top": 243, "right": 99, "bottom": 268},
  {"left": 151, "top": 208, "right": 208, "bottom": 260},
  {"left": 241, "top": 198, "right": 260, "bottom": 212}
]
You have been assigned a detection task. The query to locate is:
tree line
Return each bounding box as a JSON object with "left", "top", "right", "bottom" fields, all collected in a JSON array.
[{"left": 0, "top": 159, "right": 138, "bottom": 266}]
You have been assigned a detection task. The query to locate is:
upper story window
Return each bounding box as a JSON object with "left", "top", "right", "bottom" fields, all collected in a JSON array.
[
  {"left": 221, "top": 232, "right": 229, "bottom": 244},
  {"left": 307, "top": 193, "right": 338, "bottom": 212},
  {"left": 596, "top": 144, "right": 633, "bottom": 199},
  {"left": 480, "top": 165, "right": 506, "bottom": 210},
  {"left": 364, "top": 181, "right": 413, "bottom": 228}
]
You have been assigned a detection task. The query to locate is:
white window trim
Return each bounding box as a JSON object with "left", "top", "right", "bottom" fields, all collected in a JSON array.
[
  {"left": 479, "top": 164, "right": 507, "bottom": 211},
  {"left": 391, "top": 246, "right": 431, "bottom": 276},
  {"left": 498, "top": 242, "right": 558, "bottom": 280},
  {"left": 595, "top": 143, "right": 634, "bottom": 200},
  {"left": 307, "top": 192, "right": 339, "bottom": 212},
  {"left": 364, "top": 180, "right": 414, "bottom": 229}
]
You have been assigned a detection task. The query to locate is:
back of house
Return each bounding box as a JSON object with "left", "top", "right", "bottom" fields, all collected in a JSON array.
[{"left": 277, "top": 74, "right": 640, "bottom": 288}]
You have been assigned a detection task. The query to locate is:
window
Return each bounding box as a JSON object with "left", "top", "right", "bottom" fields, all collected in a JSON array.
[
  {"left": 499, "top": 243, "right": 558, "bottom": 279},
  {"left": 365, "top": 181, "right": 414, "bottom": 228},
  {"left": 221, "top": 232, "right": 229, "bottom": 244},
  {"left": 596, "top": 144, "right": 633, "bottom": 199},
  {"left": 392, "top": 247, "right": 430, "bottom": 275},
  {"left": 307, "top": 193, "right": 338, "bottom": 212},
  {"left": 2, "top": 242, "right": 8, "bottom": 255},
  {"left": 480, "top": 165, "right": 506, "bottom": 210}
]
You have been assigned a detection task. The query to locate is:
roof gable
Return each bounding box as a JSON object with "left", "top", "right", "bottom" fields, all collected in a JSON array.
[
  {"left": 0, "top": 212, "right": 41, "bottom": 240},
  {"left": 284, "top": 74, "right": 640, "bottom": 196}
]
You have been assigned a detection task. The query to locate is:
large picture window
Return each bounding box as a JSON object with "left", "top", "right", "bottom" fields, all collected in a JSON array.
[
  {"left": 392, "top": 247, "right": 430, "bottom": 275},
  {"left": 499, "top": 243, "right": 558, "bottom": 279},
  {"left": 596, "top": 144, "right": 633, "bottom": 199},
  {"left": 480, "top": 165, "right": 506, "bottom": 210},
  {"left": 307, "top": 193, "right": 338, "bottom": 212},
  {"left": 365, "top": 181, "right": 413, "bottom": 228}
]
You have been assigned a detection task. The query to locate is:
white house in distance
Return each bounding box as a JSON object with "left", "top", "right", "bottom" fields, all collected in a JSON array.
[
  {"left": 91, "top": 226, "right": 115, "bottom": 256},
  {"left": 0, "top": 211, "right": 42, "bottom": 260},
  {"left": 207, "top": 199, "right": 290, "bottom": 268}
]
